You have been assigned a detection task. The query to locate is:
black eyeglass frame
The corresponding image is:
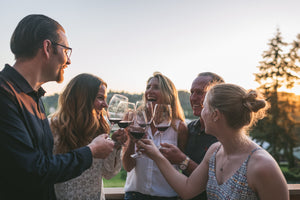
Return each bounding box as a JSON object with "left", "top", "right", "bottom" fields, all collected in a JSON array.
[{"left": 51, "top": 41, "right": 72, "bottom": 58}]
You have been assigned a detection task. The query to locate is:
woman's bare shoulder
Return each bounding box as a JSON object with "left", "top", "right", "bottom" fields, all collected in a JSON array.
[{"left": 203, "top": 142, "right": 221, "bottom": 161}]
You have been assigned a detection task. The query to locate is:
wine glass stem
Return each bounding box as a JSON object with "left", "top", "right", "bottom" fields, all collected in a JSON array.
[
  {"left": 158, "top": 131, "right": 162, "bottom": 148},
  {"left": 109, "top": 123, "right": 115, "bottom": 139}
]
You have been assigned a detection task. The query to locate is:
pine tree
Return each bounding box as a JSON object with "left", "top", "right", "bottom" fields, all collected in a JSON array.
[{"left": 252, "top": 29, "right": 300, "bottom": 168}]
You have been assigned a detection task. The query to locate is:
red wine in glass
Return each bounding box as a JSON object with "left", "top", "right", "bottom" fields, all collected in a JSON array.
[
  {"left": 118, "top": 120, "right": 132, "bottom": 129},
  {"left": 129, "top": 122, "right": 147, "bottom": 158},
  {"left": 156, "top": 125, "right": 170, "bottom": 132},
  {"left": 138, "top": 123, "right": 147, "bottom": 128},
  {"left": 109, "top": 118, "right": 122, "bottom": 125},
  {"left": 153, "top": 104, "right": 172, "bottom": 148},
  {"left": 130, "top": 130, "right": 146, "bottom": 140}
]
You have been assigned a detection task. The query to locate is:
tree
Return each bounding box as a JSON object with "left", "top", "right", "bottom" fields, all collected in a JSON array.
[{"left": 252, "top": 29, "right": 300, "bottom": 168}]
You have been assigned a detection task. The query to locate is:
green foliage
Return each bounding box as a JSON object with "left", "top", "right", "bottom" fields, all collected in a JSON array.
[
  {"left": 119, "top": 167, "right": 127, "bottom": 180},
  {"left": 281, "top": 166, "right": 300, "bottom": 183},
  {"left": 103, "top": 169, "right": 126, "bottom": 187},
  {"left": 42, "top": 93, "right": 59, "bottom": 116},
  {"left": 178, "top": 90, "right": 197, "bottom": 119}
]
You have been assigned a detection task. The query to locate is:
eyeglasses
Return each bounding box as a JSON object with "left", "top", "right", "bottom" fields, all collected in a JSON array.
[{"left": 51, "top": 41, "right": 72, "bottom": 58}]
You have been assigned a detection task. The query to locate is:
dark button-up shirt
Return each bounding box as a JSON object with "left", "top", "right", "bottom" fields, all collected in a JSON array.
[
  {"left": 184, "top": 119, "right": 218, "bottom": 200},
  {"left": 0, "top": 64, "right": 92, "bottom": 200}
]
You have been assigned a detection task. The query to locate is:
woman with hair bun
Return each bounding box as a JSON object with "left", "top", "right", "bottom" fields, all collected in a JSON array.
[{"left": 138, "top": 83, "right": 288, "bottom": 200}]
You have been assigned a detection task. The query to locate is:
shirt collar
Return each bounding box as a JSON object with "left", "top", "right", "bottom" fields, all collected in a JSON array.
[
  {"left": 3, "top": 64, "right": 46, "bottom": 97},
  {"left": 193, "top": 118, "right": 205, "bottom": 132},
  {"left": 193, "top": 118, "right": 201, "bottom": 127}
]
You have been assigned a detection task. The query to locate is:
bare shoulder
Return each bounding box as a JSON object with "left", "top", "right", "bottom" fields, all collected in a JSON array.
[
  {"left": 248, "top": 149, "right": 280, "bottom": 177},
  {"left": 178, "top": 120, "right": 188, "bottom": 133},
  {"left": 207, "top": 142, "right": 220, "bottom": 153},
  {"left": 203, "top": 142, "right": 221, "bottom": 163},
  {"left": 247, "top": 148, "right": 288, "bottom": 196}
]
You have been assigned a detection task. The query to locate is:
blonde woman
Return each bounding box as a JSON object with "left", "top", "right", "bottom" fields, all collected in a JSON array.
[
  {"left": 138, "top": 83, "right": 288, "bottom": 200},
  {"left": 123, "top": 72, "right": 188, "bottom": 200},
  {"left": 50, "top": 73, "right": 127, "bottom": 200}
]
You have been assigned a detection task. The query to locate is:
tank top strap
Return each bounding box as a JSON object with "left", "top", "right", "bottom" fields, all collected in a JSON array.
[
  {"left": 217, "top": 144, "right": 222, "bottom": 151},
  {"left": 245, "top": 147, "right": 261, "bottom": 165},
  {"left": 212, "top": 144, "right": 222, "bottom": 159},
  {"left": 209, "top": 144, "right": 222, "bottom": 175}
]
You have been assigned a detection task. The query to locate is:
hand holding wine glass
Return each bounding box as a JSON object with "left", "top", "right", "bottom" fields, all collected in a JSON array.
[{"left": 152, "top": 104, "right": 172, "bottom": 148}]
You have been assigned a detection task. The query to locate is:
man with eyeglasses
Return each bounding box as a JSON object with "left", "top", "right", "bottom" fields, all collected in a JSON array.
[{"left": 0, "top": 14, "right": 115, "bottom": 200}]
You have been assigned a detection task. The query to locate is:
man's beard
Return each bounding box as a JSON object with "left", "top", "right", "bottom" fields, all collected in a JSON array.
[{"left": 56, "top": 68, "right": 64, "bottom": 83}]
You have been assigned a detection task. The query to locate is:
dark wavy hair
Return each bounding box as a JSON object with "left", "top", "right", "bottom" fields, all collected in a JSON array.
[{"left": 50, "top": 73, "right": 110, "bottom": 153}]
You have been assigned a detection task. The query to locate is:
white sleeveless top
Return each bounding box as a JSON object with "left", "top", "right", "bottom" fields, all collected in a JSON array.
[{"left": 124, "top": 119, "right": 180, "bottom": 197}]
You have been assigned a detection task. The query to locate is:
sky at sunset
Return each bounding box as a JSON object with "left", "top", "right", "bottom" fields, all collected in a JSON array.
[{"left": 0, "top": 0, "right": 300, "bottom": 95}]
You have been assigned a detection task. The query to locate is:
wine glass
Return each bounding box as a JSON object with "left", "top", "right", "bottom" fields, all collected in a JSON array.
[
  {"left": 152, "top": 104, "right": 172, "bottom": 148},
  {"left": 130, "top": 106, "right": 148, "bottom": 158},
  {"left": 107, "top": 94, "right": 128, "bottom": 130},
  {"left": 108, "top": 101, "right": 134, "bottom": 147},
  {"left": 136, "top": 101, "right": 153, "bottom": 128},
  {"left": 117, "top": 102, "right": 135, "bottom": 130}
]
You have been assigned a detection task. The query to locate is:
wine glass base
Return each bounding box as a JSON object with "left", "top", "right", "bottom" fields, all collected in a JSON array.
[{"left": 130, "top": 151, "right": 144, "bottom": 159}]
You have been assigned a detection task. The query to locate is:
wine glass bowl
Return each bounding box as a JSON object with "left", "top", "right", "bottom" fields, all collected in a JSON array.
[
  {"left": 107, "top": 94, "right": 128, "bottom": 129},
  {"left": 145, "top": 101, "right": 154, "bottom": 126},
  {"left": 129, "top": 123, "right": 147, "bottom": 159},
  {"left": 108, "top": 99, "right": 134, "bottom": 147},
  {"left": 136, "top": 101, "right": 153, "bottom": 127},
  {"left": 130, "top": 101, "right": 149, "bottom": 158},
  {"left": 118, "top": 121, "right": 132, "bottom": 129},
  {"left": 129, "top": 125, "right": 146, "bottom": 140},
  {"left": 152, "top": 104, "right": 172, "bottom": 148},
  {"left": 108, "top": 94, "right": 128, "bottom": 107},
  {"left": 117, "top": 102, "right": 135, "bottom": 130}
]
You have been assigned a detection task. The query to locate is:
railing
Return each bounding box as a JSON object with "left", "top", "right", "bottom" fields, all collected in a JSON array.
[
  {"left": 289, "top": 184, "right": 300, "bottom": 200},
  {"left": 104, "top": 184, "right": 300, "bottom": 200}
]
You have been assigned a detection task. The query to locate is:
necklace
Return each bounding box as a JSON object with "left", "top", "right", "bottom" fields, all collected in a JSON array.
[
  {"left": 219, "top": 156, "right": 229, "bottom": 172},
  {"left": 220, "top": 166, "right": 224, "bottom": 172}
]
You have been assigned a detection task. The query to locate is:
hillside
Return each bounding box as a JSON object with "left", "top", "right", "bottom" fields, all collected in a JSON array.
[{"left": 42, "top": 90, "right": 196, "bottom": 119}]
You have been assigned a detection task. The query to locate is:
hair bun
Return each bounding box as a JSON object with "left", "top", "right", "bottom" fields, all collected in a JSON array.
[{"left": 243, "top": 90, "right": 266, "bottom": 112}]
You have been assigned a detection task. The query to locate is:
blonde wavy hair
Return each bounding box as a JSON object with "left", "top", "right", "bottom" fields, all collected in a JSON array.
[
  {"left": 50, "top": 73, "right": 110, "bottom": 153},
  {"left": 145, "top": 72, "right": 185, "bottom": 130}
]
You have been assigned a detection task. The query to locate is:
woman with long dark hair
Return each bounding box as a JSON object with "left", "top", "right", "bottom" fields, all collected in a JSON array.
[{"left": 50, "top": 73, "right": 126, "bottom": 200}]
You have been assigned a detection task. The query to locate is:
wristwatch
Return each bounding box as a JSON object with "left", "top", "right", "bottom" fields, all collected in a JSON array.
[{"left": 179, "top": 156, "right": 190, "bottom": 170}]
